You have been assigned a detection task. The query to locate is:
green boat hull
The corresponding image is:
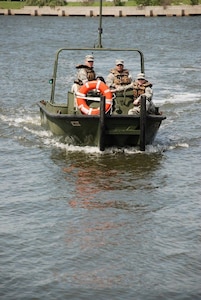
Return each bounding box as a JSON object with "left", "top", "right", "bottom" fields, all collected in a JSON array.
[{"left": 38, "top": 97, "right": 165, "bottom": 150}]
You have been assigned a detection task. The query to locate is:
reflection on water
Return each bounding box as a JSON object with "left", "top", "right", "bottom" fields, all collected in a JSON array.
[{"left": 50, "top": 148, "right": 163, "bottom": 208}]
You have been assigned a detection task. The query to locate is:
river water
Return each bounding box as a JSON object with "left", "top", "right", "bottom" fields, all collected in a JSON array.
[{"left": 0, "top": 15, "right": 201, "bottom": 299}]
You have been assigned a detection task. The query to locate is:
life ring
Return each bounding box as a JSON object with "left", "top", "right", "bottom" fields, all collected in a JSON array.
[{"left": 75, "top": 80, "right": 113, "bottom": 115}]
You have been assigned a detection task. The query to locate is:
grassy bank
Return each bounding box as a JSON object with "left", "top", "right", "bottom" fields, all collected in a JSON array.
[
  {"left": 0, "top": 1, "right": 25, "bottom": 9},
  {"left": 0, "top": 0, "right": 200, "bottom": 9}
]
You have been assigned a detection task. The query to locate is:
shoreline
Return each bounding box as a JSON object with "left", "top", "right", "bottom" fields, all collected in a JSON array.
[{"left": 0, "top": 4, "right": 201, "bottom": 17}]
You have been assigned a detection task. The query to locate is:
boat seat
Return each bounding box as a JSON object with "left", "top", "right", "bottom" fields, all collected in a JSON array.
[{"left": 113, "top": 89, "right": 134, "bottom": 115}]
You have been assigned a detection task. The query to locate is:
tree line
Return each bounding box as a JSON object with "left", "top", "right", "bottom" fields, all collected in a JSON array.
[{"left": 24, "top": 0, "right": 200, "bottom": 7}]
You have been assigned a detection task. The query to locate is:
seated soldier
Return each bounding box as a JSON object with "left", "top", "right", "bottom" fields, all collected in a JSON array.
[
  {"left": 71, "top": 54, "right": 96, "bottom": 94},
  {"left": 128, "top": 73, "right": 156, "bottom": 115},
  {"left": 106, "top": 59, "right": 132, "bottom": 91}
]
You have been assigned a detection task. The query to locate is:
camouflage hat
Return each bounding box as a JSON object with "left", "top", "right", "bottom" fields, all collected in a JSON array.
[
  {"left": 116, "top": 59, "right": 124, "bottom": 65},
  {"left": 137, "top": 73, "right": 145, "bottom": 80},
  {"left": 85, "top": 55, "right": 94, "bottom": 62}
]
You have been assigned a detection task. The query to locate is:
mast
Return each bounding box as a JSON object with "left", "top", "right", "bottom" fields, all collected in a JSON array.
[{"left": 97, "top": 0, "right": 103, "bottom": 48}]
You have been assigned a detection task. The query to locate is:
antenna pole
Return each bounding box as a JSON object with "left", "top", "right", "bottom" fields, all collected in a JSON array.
[{"left": 98, "top": 0, "right": 103, "bottom": 48}]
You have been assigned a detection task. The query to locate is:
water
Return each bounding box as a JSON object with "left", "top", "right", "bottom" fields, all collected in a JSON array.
[{"left": 0, "top": 15, "right": 201, "bottom": 299}]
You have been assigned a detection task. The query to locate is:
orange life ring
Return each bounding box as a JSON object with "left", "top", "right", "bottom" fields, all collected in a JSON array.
[{"left": 75, "top": 80, "right": 113, "bottom": 115}]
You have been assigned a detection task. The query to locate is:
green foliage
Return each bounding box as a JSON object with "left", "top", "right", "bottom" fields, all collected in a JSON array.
[
  {"left": 191, "top": 0, "right": 199, "bottom": 4},
  {"left": 113, "top": 0, "right": 126, "bottom": 5},
  {"left": 0, "top": 0, "right": 200, "bottom": 9},
  {"left": 134, "top": 0, "right": 198, "bottom": 4},
  {"left": 0, "top": 1, "right": 25, "bottom": 9},
  {"left": 135, "top": 0, "right": 170, "bottom": 5},
  {"left": 125, "top": 0, "right": 138, "bottom": 4},
  {"left": 82, "top": 0, "right": 94, "bottom": 6},
  {"left": 25, "top": 0, "right": 66, "bottom": 7}
]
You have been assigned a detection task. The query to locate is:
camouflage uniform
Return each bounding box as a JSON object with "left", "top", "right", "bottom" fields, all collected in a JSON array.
[
  {"left": 106, "top": 68, "right": 132, "bottom": 89},
  {"left": 128, "top": 78, "right": 155, "bottom": 115},
  {"left": 74, "top": 65, "right": 96, "bottom": 86},
  {"left": 71, "top": 54, "right": 96, "bottom": 94}
]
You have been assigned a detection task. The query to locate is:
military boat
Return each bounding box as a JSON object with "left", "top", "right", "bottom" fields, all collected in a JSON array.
[
  {"left": 37, "top": 0, "right": 165, "bottom": 151},
  {"left": 37, "top": 46, "right": 165, "bottom": 151}
]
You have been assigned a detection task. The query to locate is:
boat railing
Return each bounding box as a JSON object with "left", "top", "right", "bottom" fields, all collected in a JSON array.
[
  {"left": 75, "top": 95, "right": 102, "bottom": 102},
  {"left": 50, "top": 47, "right": 145, "bottom": 104}
]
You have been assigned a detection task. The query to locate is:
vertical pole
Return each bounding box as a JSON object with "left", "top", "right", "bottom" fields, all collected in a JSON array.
[
  {"left": 99, "top": 95, "right": 105, "bottom": 151},
  {"left": 50, "top": 50, "right": 60, "bottom": 103},
  {"left": 98, "top": 0, "right": 103, "bottom": 48},
  {"left": 140, "top": 95, "right": 146, "bottom": 151}
]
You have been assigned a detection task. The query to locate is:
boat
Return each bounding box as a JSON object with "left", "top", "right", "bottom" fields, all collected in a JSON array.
[{"left": 37, "top": 2, "right": 166, "bottom": 151}]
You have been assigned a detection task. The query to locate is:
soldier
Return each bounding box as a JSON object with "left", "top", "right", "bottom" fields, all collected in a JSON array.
[
  {"left": 128, "top": 73, "right": 156, "bottom": 115},
  {"left": 71, "top": 54, "right": 96, "bottom": 93},
  {"left": 106, "top": 59, "right": 132, "bottom": 90}
]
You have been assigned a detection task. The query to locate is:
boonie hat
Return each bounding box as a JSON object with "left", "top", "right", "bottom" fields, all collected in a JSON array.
[
  {"left": 85, "top": 54, "right": 94, "bottom": 62},
  {"left": 137, "top": 73, "right": 145, "bottom": 80},
  {"left": 116, "top": 59, "right": 124, "bottom": 66}
]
